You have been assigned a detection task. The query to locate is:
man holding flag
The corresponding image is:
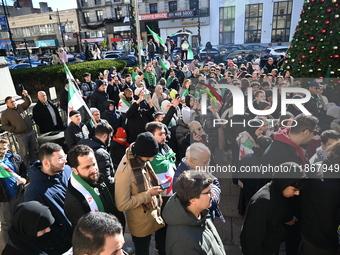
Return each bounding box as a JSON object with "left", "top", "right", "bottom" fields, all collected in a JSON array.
[
  {"left": 0, "top": 137, "right": 26, "bottom": 246},
  {"left": 146, "top": 38, "right": 157, "bottom": 61}
]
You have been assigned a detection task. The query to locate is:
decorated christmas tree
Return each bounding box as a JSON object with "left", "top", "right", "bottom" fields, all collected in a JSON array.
[{"left": 283, "top": 0, "right": 340, "bottom": 79}]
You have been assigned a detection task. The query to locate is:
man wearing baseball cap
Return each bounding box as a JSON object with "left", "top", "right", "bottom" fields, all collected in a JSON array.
[{"left": 115, "top": 132, "right": 164, "bottom": 255}]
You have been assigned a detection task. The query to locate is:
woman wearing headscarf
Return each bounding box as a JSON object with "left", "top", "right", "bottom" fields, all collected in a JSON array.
[
  {"left": 101, "top": 100, "right": 124, "bottom": 134},
  {"left": 2, "top": 201, "right": 57, "bottom": 255},
  {"left": 152, "top": 85, "right": 168, "bottom": 112}
]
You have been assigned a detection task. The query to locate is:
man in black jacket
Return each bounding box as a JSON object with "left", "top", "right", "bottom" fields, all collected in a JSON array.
[
  {"left": 126, "top": 90, "right": 154, "bottom": 143},
  {"left": 262, "top": 113, "right": 318, "bottom": 255},
  {"left": 64, "top": 144, "right": 125, "bottom": 230},
  {"left": 77, "top": 123, "right": 114, "bottom": 187},
  {"left": 33, "top": 91, "right": 64, "bottom": 134},
  {"left": 64, "top": 110, "right": 89, "bottom": 150},
  {"left": 90, "top": 80, "right": 109, "bottom": 113},
  {"left": 301, "top": 141, "right": 340, "bottom": 255},
  {"left": 240, "top": 167, "right": 308, "bottom": 255}
]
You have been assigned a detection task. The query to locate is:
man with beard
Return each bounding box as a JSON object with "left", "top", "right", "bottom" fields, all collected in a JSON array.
[
  {"left": 77, "top": 123, "right": 115, "bottom": 187},
  {"left": 64, "top": 144, "right": 125, "bottom": 231},
  {"left": 24, "top": 142, "right": 72, "bottom": 254}
]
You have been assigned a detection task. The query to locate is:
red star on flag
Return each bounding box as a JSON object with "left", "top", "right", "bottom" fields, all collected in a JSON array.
[
  {"left": 118, "top": 101, "right": 123, "bottom": 108},
  {"left": 164, "top": 175, "right": 173, "bottom": 195},
  {"left": 239, "top": 148, "right": 246, "bottom": 159}
]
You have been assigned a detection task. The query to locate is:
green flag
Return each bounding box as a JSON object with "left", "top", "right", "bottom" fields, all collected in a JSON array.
[
  {"left": 147, "top": 26, "right": 165, "bottom": 48},
  {"left": 159, "top": 58, "right": 169, "bottom": 70}
]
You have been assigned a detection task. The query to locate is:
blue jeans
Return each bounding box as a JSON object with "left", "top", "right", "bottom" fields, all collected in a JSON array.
[{"left": 131, "top": 234, "right": 151, "bottom": 255}]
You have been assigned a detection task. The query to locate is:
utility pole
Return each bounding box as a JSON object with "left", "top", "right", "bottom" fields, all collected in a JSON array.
[
  {"left": 133, "top": 0, "right": 143, "bottom": 69},
  {"left": 57, "top": 9, "right": 65, "bottom": 48},
  {"left": 1, "top": 0, "right": 16, "bottom": 56}
]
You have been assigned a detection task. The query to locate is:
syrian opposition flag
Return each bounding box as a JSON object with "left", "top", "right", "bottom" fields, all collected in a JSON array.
[
  {"left": 64, "top": 64, "right": 93, "bottom": 123},
  {"left": 147, "top": 25, "right": 166, "bottom": 49},
  {"left": 239, "top": 138, "right": 255, "bottom": 160},
  {"left": 0, "top": 160, "right": 25, "bottom": 183}
]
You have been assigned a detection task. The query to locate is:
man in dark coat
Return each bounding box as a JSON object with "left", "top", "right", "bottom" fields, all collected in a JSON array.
[
  {"left": 24, "top": 142, "right": 72, "bottom": 253},
  {"left": 90, "top": 80, "right": 109, "bottom": 113},
  {"left": 126, "top": 90, "right": 154, "bottom": 143},
  {"left": 64, "top": 144, "right": 125, "bottom": 230},
  {"left": 240, "top": 166, "right": 308, "bottom": 255},
  {"left": 33, "top": 91, "right": 64, "bottom": 134},
  {"left": 64, "top": 110, "right": 90, "bottom": 150},
  {"left": 301, "top": 141, "right": 340, "bottom": 255},
  {"left": 77, "top": 122, "right": 114, "bottom": 187},
  {"left": 262, "top": 113, "right": 319, "bottom": 255}
]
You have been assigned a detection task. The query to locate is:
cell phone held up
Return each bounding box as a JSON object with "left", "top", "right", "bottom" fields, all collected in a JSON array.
[{"left": 160, "top": 182, "right": 171, "bottom": 190}]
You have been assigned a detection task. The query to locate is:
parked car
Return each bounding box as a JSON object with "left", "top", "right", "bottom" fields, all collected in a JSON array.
[
  {"left": 265, "top": 46, "right": 289, "bottom": 57},
  {"left": 245, "top": 44, "right": 268, "bottom": 52},
  {"left": 223, "top": 50, "right": 267, "bottom": 63},
  {"left": 199, "top": 47, "right": 220, "bottom": 62},
  {"left": 103, "top": 53, "right": 123, "bottom": 60},
  {"left": 8, "top": 63, "right": 31, "bottom": 69}
]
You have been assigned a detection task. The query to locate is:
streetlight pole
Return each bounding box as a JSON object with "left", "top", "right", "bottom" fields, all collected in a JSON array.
[
  {"left": 1, "top": 0, "right": 16, "bottom": 56},
  {"left": 197, "top": 9, "right": 201, "bottom": 47},
  {"left": 56, "top": 9, "right": 65, "bottom": 48},
  {"left": 133, "top": 0, "right": 143, "bottom": 70}
]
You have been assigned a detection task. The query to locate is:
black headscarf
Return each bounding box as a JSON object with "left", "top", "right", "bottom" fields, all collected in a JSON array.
[{"left": 7, "top": 201, "right": 55, "bottom": 255}]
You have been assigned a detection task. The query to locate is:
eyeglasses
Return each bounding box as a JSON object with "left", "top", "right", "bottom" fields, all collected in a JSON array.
[
  {"left": 306, "top": 129, "right": 318, "bottom": 135},
  {"left": 201, "top": 189, "right": 212, "bottom": 195}
]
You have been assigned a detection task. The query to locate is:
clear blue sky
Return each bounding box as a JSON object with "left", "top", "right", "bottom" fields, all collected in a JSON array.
[{"left": 32, "top": 0, "right": 77, "bottom": 11}]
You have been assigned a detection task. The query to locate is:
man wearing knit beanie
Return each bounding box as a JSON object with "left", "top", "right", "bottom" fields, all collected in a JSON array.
[{"left": 115, "top": 132, "right": 164, "bottom": 254}]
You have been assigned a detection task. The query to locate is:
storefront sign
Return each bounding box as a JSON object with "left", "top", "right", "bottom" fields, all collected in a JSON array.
[
  {"left": 140, "top": 12, "right": 168, "bottom": 21},
  {"left": 182, "top": 21, "right": 198, "bottom": 25},
  {"left": 168, "top": 10, "right": 194, "bottom": 18},
  {"left": 114, "top": 26, "right": 131, "bottom": 32}
]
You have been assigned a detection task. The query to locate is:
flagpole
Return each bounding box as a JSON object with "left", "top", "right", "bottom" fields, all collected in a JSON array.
[
  {"left": 134, "top": 0, "right": 143, "bottom": 70},
  {"left": 63, "top": 64, "right": 97, "bottom": 125}
]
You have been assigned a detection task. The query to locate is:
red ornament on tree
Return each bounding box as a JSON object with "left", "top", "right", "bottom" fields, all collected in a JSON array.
[
  {"left": 302, "top": 55, "right": 306, "bottom": 59},
  {"left": 321, "top": 29, "right": 327, "bottom": 33},
  {"left": 320, "top": 0, "right": 324, "bottom": 2},
  {"left": 309, "top": 36, "right": 315, "bottom": 40},
  {"left": 317, "top": 59, "right": 321, "bottom": 62},
  {"left": 325, "top": 20, "right": 330, "bottom": 25},
  {"left": 326, "top": 8, "right": 332, "bottom": 13},
  {"left": 334, "top": 55, "right": 339, "bottom": 58},
  {"left": 310, "top": 46, "right": 315, "bottom": 50},
  {"left": 330, "top": 55, "right": 333, "bottom": 58}
]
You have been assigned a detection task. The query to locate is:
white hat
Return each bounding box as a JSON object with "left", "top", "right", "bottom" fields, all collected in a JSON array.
[{"left": 134, "top": 87, "right": 144, "bottom": 96}]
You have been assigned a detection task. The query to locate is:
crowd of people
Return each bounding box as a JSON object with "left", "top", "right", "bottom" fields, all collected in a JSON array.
[{"left": 1, "top": 50, "right": 340, "bottom": 255}]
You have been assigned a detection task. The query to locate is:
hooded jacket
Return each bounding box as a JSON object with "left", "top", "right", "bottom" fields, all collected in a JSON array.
[
  {"left": 240, "top": 174, "right": 306, "bottom": 255},
  {"left": 162, "top": 194, "right": 226, "bottom": 255},
  {"left": 64, "top": 122, "right": 90, "bottom": 150},
  {"left": 77, "top": 137, "right": 115, "bottom": 185},
  {"left": 101, "top": 100, "right": 123, "bottom": 133},
  {"left": 24, "top": 162, "right": 72, "bottom": 253}
]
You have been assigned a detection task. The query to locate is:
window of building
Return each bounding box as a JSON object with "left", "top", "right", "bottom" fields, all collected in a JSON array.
[
  {"left": 169, "top": 1, "right": 177, "bottom": 12},
  {"left": 244, "top": 4, "right": 263, "bottom": 43},
  {"left": 81, "top": 0, "right": 88, "bottom": 7},
  {"left": 64, "top": 22, "right": 74, "bottom": 32},
  {"left": 149, "top": 3, "right": 157, "bottom": 14},
  {"left": 83, "top": 12, "right": 90, "bottom": 23},
  {"left": 115, "top": 7, "right": 122, "bottom": 20},
  {"left": 189, "top": 0, "right": 199, "bottom": 10},
  {"left": 96, "top": 10, "right": 103, "bottom": 21},
  {"left": 219, "top": 6, "right": 235, "bottom": 44},
  {"left": 272, "top": 1, "right": 292, "bottom": 42},
  {"left": 97, "top": 30, "right": 105, "bottom": 37},
  {"left": 94, "top": 0, "right": 101, "bottom": 5}
]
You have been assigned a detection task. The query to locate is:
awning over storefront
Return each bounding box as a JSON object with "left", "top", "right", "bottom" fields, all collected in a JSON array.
[{"left": 81, "top": 38, "right": 105, "bottom": 43}]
